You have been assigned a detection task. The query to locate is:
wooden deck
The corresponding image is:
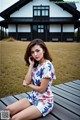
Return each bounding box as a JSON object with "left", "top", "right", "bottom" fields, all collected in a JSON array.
[{"left": 0, "top": 80, "right": 80, "bottom": 120}]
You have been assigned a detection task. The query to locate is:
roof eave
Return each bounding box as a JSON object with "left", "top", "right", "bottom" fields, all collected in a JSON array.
[
  {"left": 56, "top": 2, "right": 80, "bottom": 19},
  {"left": 0, "top": 0, "right": 32, "bottom": 19},
  {"left": 0, "top": 0, "right": 80, "bottom": 19}
]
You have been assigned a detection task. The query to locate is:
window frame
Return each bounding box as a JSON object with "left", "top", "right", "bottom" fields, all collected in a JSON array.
[
  {"left": 38, "top": 25, "right": 44, "bottom": 33},
  {"left": 33, "top": 5, "right": 49, "bottom": 17}
]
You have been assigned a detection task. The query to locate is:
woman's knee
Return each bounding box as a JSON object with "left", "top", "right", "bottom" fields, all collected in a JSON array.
[
  {"left": 5, "top": 106, "right": 11, "bottom": 111},
  {"left": 5, "top": 105, "right": 14, "bottom": 115}
]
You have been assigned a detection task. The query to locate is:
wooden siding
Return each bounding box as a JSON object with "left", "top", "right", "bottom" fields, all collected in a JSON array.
[
  {"left": 8, "top": 32, "right": 75, "bottom": 42},
  {"left": 9, "top": 32, "right": 31, "bottom": 41}
]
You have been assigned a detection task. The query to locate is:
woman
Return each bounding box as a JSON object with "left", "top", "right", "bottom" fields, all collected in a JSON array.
[{"left": 5, "top": 39, "right": 56, "bottom": 120}]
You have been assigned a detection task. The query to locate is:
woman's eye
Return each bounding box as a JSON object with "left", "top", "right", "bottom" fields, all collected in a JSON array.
[
  {"left": 36, "top": 49, "right": 40, "bottom": 52},
  {"left": 31, "top": 51, "right": 34, "bottom": 54},
  {"left": 31, "top": 49, "right": 40, "bottom": 54}
]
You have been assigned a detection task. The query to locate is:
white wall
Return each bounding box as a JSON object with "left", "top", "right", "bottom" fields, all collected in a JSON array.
[
  {"left": 10, "top": 0, "right": 72, "bottom": 17},
  {"left": 63, "top": 24, "right": 74, "bottom": 32},
  {"left": 18, "top": 24, "right": 31, "bottom": 32},
  {"left": 9, "top": 24, "right": 74, "bottom": 33},
  {"left": 8, "top": 24, "right": 16, "bottom": 32},
  {"left": 50, "top": 24, "right": 61, "bottom": 32},
  {"left": 8, "top": 24, "right": 31, "bottom": 32},
  {"left": 50, "top": 24, "right": 74, "bottom": 32}
]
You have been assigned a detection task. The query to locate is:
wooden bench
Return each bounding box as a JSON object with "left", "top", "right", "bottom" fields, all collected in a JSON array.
[{"left": 0, "top": 80, "right": 80, "bottom": 120}]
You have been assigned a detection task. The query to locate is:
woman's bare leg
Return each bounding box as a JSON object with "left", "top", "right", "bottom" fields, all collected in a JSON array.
[
  {"left": 11, "top": 105, "right": 42, "bottom": 120},
  {"left": 5, "top": 99, "right": 42, "bottom": 120},
  {"left": 5, "top": 98, "right": 31, "bottom": 116}
]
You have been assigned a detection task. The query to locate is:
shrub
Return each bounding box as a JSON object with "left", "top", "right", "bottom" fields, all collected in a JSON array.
[{"left": 2, "top": 37, "right": 16, "bottom": 42}]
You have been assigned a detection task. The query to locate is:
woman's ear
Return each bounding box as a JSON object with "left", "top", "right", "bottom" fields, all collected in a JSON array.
[
  {"left": 43, "top": 48, "right": 45, "bottom": 53},
  {"left": 43, "top": 49, "right": 45, "bottom": 53}
]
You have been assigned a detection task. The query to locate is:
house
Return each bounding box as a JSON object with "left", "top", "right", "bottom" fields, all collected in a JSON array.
[{"left": 0, "top": 0, "right": 80, "bottom": 42}]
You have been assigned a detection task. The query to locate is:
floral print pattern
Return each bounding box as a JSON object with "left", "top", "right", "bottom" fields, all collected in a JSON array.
[{"left": 27, "top": 60, "right": 56, "bottom": 116}]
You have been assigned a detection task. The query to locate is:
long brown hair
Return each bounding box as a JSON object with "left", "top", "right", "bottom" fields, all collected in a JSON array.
[{"left": 24, "top": 39, "right": 52, "bottom": 67}]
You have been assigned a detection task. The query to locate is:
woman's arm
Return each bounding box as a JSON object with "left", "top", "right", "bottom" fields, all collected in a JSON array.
[
  {"left": 23, "top": 56, "right": 34, "bottom": 85},
  {"left": 24, "top": 64, "right": 33, "bottom": 84},
  {"left": 28, "top": 78, "right": 50, "bottom": 93}
]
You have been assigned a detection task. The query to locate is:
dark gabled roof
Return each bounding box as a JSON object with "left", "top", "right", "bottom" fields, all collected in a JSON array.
[
  {"left": 50, "top": 0, "right": 76, "bottom": 9},
  {"left": 56, "top": 2, "right": 80, "bottom": 18},
  {"left": 0, "top": 0, "right": 32, "bottom": 19},
  {"left": 0, "top": 0, "right": 80, "bottom": 19},
  {"left": 50, "top": 0, "right": 80, "bottom": 18}
]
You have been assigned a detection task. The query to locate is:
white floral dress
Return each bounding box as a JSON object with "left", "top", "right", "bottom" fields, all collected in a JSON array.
[{"left": 27, "top": 60, "right": 56, "bottom": 116}]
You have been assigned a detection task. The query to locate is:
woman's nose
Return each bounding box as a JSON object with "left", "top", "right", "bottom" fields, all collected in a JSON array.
[{"left": 34, "top": 52, "right": 37, "bottom": 56}]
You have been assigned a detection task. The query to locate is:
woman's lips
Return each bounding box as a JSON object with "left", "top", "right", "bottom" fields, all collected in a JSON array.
[{"left": 35, "top": 57, "right": 39, "bottom": 60}]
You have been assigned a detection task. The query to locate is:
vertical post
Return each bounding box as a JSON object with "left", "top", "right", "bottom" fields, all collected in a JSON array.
[
  {"left": 16, "top": 24, "right": 18, "bottom": 40},
  {"left": 31, "top": 25, "right": 32, "bottom": 41},
  {"left": 3, "top": 27, "right": 4, "bottom": 38},
  {"left": 4, "top": 27, "right": 6, "bottom": 38},
  {"left": 45, "top": 25, "right": 48, "bottom": 42},
  {"left": 1, "top": 26, "right": 4, "bottom": 39},
  {"left": 79, "top": 26, "right": 80, "bottom": 42},
  {"left": 77, "top": 27, "right": 80, "bottom": 42},
  {"left": 5, "top": 27, "right": 7, "bottom": 38},
  {"left": 0, "top": 26, "right": 2, "bottom": 40},
  {"left": 61, "top": 24, "right": 63, "bottom": 42}
]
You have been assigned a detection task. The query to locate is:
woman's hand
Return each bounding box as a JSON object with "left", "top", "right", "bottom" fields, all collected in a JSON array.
[
  {"left": 23, "top": 80, "right": 29, "bottom": 87},
  {"left": 29, "top": 56, "right": 34, "bottom": 66}
]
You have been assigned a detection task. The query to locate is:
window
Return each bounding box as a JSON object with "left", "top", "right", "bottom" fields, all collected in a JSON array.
[
  {"left": 38, "top": 25, "right": 44, "bottom": 33},
  {"left": 33, "top": 25, "right": 37, "bottom": 32},
  {"left": 32, "top": 25, "right": 44, "bottom": 33},
  {"left": 33, "top": 5, "right": 49, "bottom": 17}
]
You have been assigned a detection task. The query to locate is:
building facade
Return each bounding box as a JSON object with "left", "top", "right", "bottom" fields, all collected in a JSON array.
[{"left": 0, "top": 0, "right": 80, "bottom": 42}]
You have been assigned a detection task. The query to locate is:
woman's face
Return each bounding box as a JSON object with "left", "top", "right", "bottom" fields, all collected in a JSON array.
[{"left": 31, "top": 45, "right": 45, "bottom": 62}]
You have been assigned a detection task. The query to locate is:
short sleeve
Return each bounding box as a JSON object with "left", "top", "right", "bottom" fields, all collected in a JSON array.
[{"left": 42, "top": 62, "right": 56, "bottom": 80}]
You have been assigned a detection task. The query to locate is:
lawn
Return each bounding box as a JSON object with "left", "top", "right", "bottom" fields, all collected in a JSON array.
[{"left": 0, "top": 40, "right": 80, "bottom": 98}]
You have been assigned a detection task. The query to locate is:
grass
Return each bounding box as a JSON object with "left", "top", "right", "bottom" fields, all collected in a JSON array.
[{"left": 0, "top": 40, "right": 80, "bottom": 98}]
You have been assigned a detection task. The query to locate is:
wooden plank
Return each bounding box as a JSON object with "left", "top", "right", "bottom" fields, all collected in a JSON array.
[
  {"left": 14, "top": 93, "right": 28, "bottom": 100},
  {"left": 55, "top": 84, "right": 80, "bottom": 97},
  {"left": 73, "top": 80, "right": 80, "bottom": 85},
  {"left": 51, "top": 103, "right": 80, "bottom": 120},
  {"left": 0, "top": 101, "right": 6, "bottom": 110},
  {"left": 54, "top": 93, "right": 80, "bottom": 116},
  {"left": 52, "top": 87, "right": 80, "bottom": 105},
  {"left": 1, "top": 96, "right": 18, "bottom": 106},
  {"left": 37, "top": 114, "right": 58, "bottom": 120},
  {"left": 64, "top": 82, "right": 80, "bottom": 90}
]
